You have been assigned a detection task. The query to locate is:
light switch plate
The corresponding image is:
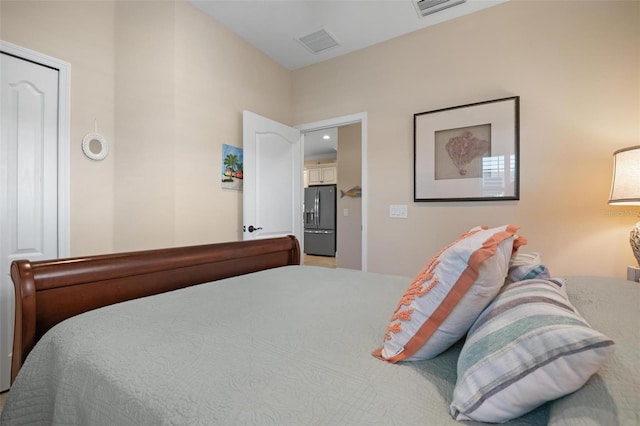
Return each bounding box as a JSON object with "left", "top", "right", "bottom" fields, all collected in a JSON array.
[{"left": 389, "top": 204, "right": 408, "bottom": 218}]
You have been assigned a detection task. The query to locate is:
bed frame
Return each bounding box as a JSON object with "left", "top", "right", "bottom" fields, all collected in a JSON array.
[{"left": 9, "top": 235, "right": 300, "bottom": 384}]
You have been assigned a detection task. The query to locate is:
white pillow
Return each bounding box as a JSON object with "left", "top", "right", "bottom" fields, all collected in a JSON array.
[
  {"left": 373, "top": 225, "right": 524, "bottom": 363},
  {"left": 450, "top": 279, "right": 615, "bottom": 423}
]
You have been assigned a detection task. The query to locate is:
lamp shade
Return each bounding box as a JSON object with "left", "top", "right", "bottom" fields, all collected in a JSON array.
[{"left": 609, "top": 145, "right": 640, "bottom": 205}]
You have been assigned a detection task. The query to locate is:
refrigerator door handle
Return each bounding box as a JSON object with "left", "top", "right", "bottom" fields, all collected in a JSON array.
[
  {"left": 304, "top": 229, "right": 333, "bottom": 234},
  {"left": 315, "top": 191, "right": 320, "bottom": 228}
]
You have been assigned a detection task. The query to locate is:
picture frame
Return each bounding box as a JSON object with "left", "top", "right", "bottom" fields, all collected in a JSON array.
[
  {"left": 414, "top": 96, "right": 520, "bottom": 202},
  {"left": 221, "top": 144, "right": 243, "bottom": 191}
]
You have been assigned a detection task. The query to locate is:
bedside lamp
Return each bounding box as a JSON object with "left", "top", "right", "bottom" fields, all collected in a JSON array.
[{"left": 609, "top": 145, "right": 640, "bottom": 266}]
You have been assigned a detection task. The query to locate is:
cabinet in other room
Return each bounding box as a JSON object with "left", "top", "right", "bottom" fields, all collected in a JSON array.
[{"left": 306, "top": 164, "right": 337, "bottom": 186}]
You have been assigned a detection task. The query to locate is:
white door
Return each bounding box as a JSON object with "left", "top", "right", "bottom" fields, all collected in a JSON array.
[
  {"left": 0, "top": 52, "right": 60, "bottom": 390},
  {"left": 242, "top": 111, "right": 303, "bottom": 243}
]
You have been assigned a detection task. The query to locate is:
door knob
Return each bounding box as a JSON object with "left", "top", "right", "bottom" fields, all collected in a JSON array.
[{"left": 248, "top": 225, "right": 263, "bottom": 233}]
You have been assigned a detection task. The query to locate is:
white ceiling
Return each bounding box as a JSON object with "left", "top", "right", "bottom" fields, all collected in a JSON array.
[
  {"left": 304, "top": 127, "right": 338, "bottom": 160},
  {"left": 189, "top": 0, "right": 507, "bottom": 158},
  {"left": 188, "top": 0, "right": 508, "bottom": 71}
]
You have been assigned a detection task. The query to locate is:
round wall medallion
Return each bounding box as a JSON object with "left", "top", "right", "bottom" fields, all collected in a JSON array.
[{"left": 82, "top": 132, "right": 109, "bottom": 161}]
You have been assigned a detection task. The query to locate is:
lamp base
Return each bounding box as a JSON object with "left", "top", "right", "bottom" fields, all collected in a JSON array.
[{"left": 630, "top": 221, "right": 640, "bottom": 266}]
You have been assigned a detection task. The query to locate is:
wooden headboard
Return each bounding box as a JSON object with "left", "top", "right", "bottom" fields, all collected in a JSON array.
[{"left": 9, "top": 236, "right": 300, "bottom": 383}]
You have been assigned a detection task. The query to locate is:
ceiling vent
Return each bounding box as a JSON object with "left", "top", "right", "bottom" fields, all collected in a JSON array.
[
  {"left": 297, "top": 27, "right": 341, "bottom": 54},
  {"left": 414, "top": 0, "right": 466, "bottom": 18}
]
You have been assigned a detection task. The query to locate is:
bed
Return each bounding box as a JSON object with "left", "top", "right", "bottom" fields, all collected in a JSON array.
[{"left": 1, "top": 235, "right": 638, "bottom": 425}]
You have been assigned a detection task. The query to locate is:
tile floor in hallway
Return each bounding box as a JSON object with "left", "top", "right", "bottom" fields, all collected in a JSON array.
[
  {"left": 303, "top": 254, "right": 336, "bottom": 268},
  {"left": 0, "top": 391, "right": 8, "bottom": 413}
]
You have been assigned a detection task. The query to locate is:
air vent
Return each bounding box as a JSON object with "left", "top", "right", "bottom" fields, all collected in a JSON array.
[
  {"left": 414, "top": 0, "right": 466, "bottom": 18},
  {"left": 297, "top": 27, "right": 340, "bottom": 54}
]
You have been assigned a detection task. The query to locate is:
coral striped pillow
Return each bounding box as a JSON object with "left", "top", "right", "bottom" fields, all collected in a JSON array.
[
  {"left": 450, "top": 279, "right": 615, "bottom": 423},
  {"left": 373, "top": 225, "right": 524, "bottom": 363}
]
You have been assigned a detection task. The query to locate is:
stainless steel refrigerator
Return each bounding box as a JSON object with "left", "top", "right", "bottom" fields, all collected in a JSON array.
[{"left": 304, "top": 184, "right": 336, "bottom": 257}]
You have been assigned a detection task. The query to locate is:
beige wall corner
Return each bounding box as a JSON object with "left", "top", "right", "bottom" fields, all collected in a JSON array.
[
  {"left": 1, "top": 0, "right": 292, "bottom": 255},
  {"left": 292, "top": 1, "right": 640, "bottom": 279}
]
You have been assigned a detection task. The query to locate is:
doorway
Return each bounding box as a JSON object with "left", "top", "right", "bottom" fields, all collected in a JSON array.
[
  {"left": 0, "top": 41, "right": 70, "bottom": 391},
  {"left": 297, "top": 113, "right": 367, "bottom": 271}
]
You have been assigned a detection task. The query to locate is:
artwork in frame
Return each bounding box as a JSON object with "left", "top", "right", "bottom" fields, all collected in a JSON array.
[
  {"left": 414, "top": 96, "right": 520, "bottom": 202},
  {"left": 221, "top": 144, "right": 243, "bottom": 191}
]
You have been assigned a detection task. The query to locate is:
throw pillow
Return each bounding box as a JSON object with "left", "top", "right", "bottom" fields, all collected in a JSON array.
[
  {"left": 373, "top": 225, "right": 524, "bottom": 363},
  {"left": 450, "top": 279, "right": 615, "bottom": 423},
  {"left": 505, "top": 252, "right": 551, "bottom": 283}
]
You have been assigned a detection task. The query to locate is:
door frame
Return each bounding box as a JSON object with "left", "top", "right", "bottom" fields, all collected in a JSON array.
[
  {"left": 1, "top": 41, "right": 71, "bottom": 257},
  {"left": 296, "top": 112, "right": 367, "bottom": 272}
]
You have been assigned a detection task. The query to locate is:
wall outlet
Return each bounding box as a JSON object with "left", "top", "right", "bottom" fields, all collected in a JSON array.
[
  {"left": 389, "top": 204, "right": 408, "bottom": 218},
  {"left": 343, "top": 208, "right": 349, "bottom": 217}
]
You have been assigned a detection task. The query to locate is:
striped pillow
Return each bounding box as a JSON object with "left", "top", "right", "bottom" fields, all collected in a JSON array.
[
  {"left": 373, "top": 225, "right": 524, "bottom": 363},
  {"left": 505, "top": 252, "right": 551, "bottom": 284},
  {"left": 450, "top": 279, "right": 615, "bottom": 423}
]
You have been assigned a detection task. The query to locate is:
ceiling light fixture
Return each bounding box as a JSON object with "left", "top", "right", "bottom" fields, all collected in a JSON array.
[{"left": 323, "top": 135, "right": 330, "bottom": 140}]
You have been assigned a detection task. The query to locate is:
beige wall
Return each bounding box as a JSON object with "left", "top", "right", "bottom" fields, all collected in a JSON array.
[
  {"left": 336, "top": 124, "right": 362, "bottom": 270},
  {"left": 292, "top": 1, "right": 640, "bottom": 279},
  {"left": 2, "top": 1, "right": 638, "bottom": 279},
  {"left": 173, "top": 2, "right": 292, "bottom": 248},
  {"left": 1, "top": 0, "right": 117, "bottom": 256},
  {"left": 1, "top": 0, "right": 292, "bottom": 255},
  {"left": 114, "top": 2, "right": 176, "bottom": 251}
]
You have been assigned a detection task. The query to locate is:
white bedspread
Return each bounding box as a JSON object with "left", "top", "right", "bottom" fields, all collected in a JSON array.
[{"left": 1, "top": 267, "right": 637, "bottom": 425}]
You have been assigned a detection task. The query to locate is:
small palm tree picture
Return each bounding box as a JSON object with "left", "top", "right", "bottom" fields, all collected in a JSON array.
[{"left": 221, "top": 144, "right": 243, "bottom": 190}]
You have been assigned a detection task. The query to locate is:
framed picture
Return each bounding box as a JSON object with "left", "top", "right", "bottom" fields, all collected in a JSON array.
[
  {"left": 221, "top": 144, "right": 243, "bottom": 191},
  {"left": 414, "top": 96, "right": 520, "bottom": 202}
]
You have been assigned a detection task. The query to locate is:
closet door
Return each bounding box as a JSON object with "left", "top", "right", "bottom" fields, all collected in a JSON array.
[{"left": 0, "top": 52, "right": 59, "bottom": 390}]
